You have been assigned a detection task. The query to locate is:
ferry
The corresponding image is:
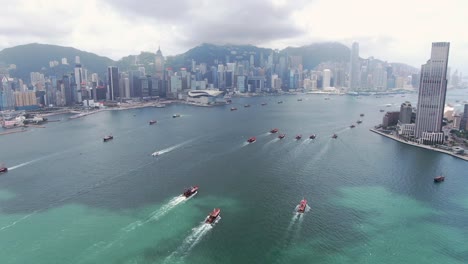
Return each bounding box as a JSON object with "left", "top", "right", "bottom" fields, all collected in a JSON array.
[
  {"left": 356, "top": 120, "right": 362, "bottom": 124},
  {"left": 332, "top": 134, "right": 338, "bottom": 139},
  {"left": 230, "top": 107, "right": 238, "bottom": 111},
  {"left": 0, "top": 164, "right": 7, "bottom": 174},
  {"left": 270, "top": 128, "right": 279, "bottom": 134},
  {"left": 350, "top": 124, "right": 356, "bottom": 128},
  {"left": 103, "top": 135, "right": 113, "bottom": 142},
  {"left": 172, "top": 114, "right": 181, "bottom": 118},
  {"left": 295, "top": 135, "right": 302, "bottom": 140},
  {"left": 149, "top": 120, "right": 157, "bottom": 125},
  {"left": 247, "top": 137, "right": 256, "bottom": 143},
  {"left": 205, "top": 208, "right": 221, "bottom": 224},
  {"left": 183, "top": 186, "right": 199, "bottom": 198},
  {"left": 309, "top": 134, "right": 316, "bottom": 139},
  {"left": 297, "top": 199, "right": 307, "bottom": 213},
  {"left": 244, "top": 104, "right": 251, "bottom": 108},
  {"left": 278, "top": 134, "right": 286, "bottom": 139},
  {"left": 434, "top": 176, "right": 445, "bottom": 182}
]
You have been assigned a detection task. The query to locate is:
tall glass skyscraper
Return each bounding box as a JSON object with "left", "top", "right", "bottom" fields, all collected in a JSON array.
[
  {"left": 415, "top": 42, "right": 450, "bottom": 144},
  {"left": 349, "top": 42, "right": 360, "bottom": 90}
]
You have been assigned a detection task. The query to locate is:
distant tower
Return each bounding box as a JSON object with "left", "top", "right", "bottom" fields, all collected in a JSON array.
[
  {"left": 155, "top": 46, "right": 165, "bottom": 79},
  {"left": 322, "top": 69, "right": 331, "bottom": 88},
  {"left": 107, "top": 66, "right": 120, "bottom": 101},
  {"left": 349, "top": 42, "right": 360, "bottom": 90},
  {"left": 415, "top": 42, "right": 450, "bottom": 144}
]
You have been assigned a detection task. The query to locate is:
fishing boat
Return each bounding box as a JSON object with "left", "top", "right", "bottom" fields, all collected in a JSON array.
[{"left": 205, "top": 208, "right": 221, "bottom": 224}]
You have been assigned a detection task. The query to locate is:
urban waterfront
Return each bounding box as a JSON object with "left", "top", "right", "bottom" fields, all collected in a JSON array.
[{"left": 1, "top": 93, "right": 468, "bottom": 264}]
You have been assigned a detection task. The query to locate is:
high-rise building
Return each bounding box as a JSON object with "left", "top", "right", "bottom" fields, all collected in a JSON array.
[
  {"left": 107, "top": 66, "right": 119, "bottom": 101},
  {"left": 415, "top": 42, "right": 450, "bottom": 144},
  {"left": 399, "top": 101, "right": 413, "bottom": 124},
  {"left": 349, "top": 42, "right": 360, "bottom": 90},
  {"left": 322, "top": 69, "right": 331, "bottom": 88},
  {"left": 460, "top": 104, "right": 468, "bottom": 131},
  {"left": 155, "top": 46, "right": 165, "bottom": 79}
]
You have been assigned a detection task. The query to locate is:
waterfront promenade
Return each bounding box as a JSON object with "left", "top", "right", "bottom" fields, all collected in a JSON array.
[{"left": 370, "top": 128, "right": 468, "bottom": 161}]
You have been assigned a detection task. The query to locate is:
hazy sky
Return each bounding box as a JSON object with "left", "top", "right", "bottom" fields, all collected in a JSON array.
[{"left": 0, "top": 0, "right": 466, "bottom": 73}]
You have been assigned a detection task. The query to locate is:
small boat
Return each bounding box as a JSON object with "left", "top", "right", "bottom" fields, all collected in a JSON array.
[
  {"left": 230, "top": 107, "right": 237, "bottom": 111},
  {"left": 356, "top": 120, "right": 362, "bottom": 124},
  {"left": 270, "top": 128, "right": 279, "bottom": 134},
  {"left": 360, "top": 114, "right": 364, "bottom": 117},
  {"left": 277, "top": 101, "right": 283, "bottom": 104},
  {"left": 297, "top": 199, "right": 307, "bottom": 213},
  {"left": 386, "top": 104, "right": 392, "bottom": 107},
  {"left": 183, "top": 186, "right": 199, "bottom": 198},
  {"left": 149, "top": 120, "right": 157, "bottom": 125},
  {"left": 324, "top": 97, "right": 330, "bottom": 100},
  {"left": 0, "top": 164, "right": 7, "bottom": 174},
  {"left": 380, "top": 109, "right": 385, "bottom": 112},
  {"left": 205, "top": 208, "right": 221, "bottom": 224},
  {"left": 350, "top": 124, "right": 355, "bottom": 128},
  {"left": 247, "top": 137, "right": 256, "bottom": 143},
  {"left": 172, "top": 114, "right": 181, "bottom": 118},
  {"left": 244, "top": 104, "right": 250, "bottom": 108},
  {"left": 309, "top": 134, "right": 316, "bottom": 139},
  {"left": 278, "top": 134, "right": 286, "bottom": 139},
  {"left": 297, "top": 98, "right": 303, "bottom": 101},
  {"left": 434, "top": 176, "right": 445, "bottom": 182},
  {"left": 226, "top": 99, "right": 232, "bottom": 103},
  {"left": 295, "top": 134, "right": 302, "bottom": 140},
  {"left": 151, "top": 151, "right": 160, "bottom": 157},
  {"left": 261, "top": 103, "right": 267, "bottom": 106},
  {"left": 332, "top": 134, "right": 338, "bottom": 139},
  {"left": 103, "top": 135, "right": 113, "bottom": 142}
]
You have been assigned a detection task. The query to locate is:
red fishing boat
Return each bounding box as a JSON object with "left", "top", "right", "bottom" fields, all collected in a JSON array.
[
  {"left": 247, "top": 137, "right": 256, "bottom": 143},
  {"left": 278, "top": 134, "right": 286, "bottom": 139},
  {"left": 295, "top": 134, "right": 302, "bottom": 140},
  {"left": 270, "top": 128, "right": 279, "bottom": 134},
  {"left": 434, "top": 176, "right": 445, "bottom": 182},
  {"left": 0, "top": 164, "right": 7, "bottom": 174},
  {"left": 332, "top": 134, "right": 338, "bottom": 139},
  {"left": 183, "top": 186, "right": 199, "bottom": 198},
  {"left": 297, "top": 199, "right": 307, "bottom": 213},
  {"left": 309, "top": 134, "right": 316, "bottom": 139},
  {"left": 205, "top": 208, "right": 221, "bottom": 224}
]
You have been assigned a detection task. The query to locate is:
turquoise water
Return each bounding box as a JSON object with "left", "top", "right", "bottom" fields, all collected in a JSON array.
[{"left": 0, "top": 91, "right": 467, "bottom": 263}]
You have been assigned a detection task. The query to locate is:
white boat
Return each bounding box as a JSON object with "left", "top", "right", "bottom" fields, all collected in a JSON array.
[{"left": 152, "top": 152, "right": 160, "bottom": 157}]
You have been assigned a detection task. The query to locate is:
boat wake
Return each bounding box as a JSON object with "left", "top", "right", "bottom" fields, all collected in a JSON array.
[
  {"left": 124, "top": 195, "right": 192, "bottom": 232},
  {"left": 152, "top": 139, "right": 194, "bottom": 157},
  {"left": 0, "top": 211, "right": 38, "bottom": 232},
  {"left": 164, "top": 220, "right": 217, "bottom": 262},
  {"left": 8, "top": 150, "right": 66, "bottom": 171}
]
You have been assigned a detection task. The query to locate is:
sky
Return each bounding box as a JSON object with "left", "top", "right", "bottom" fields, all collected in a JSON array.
[{"left": 0, "top": 0, "right": 467, "bottom": 73}]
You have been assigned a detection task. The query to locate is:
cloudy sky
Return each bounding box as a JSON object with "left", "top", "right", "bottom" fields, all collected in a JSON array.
[{"left": 0, "top": 0, "right": 467, "bottom": 72}]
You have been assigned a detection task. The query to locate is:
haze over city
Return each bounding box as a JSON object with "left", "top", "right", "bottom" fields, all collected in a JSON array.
[{"left": 1, "top": 0, "right": 467, "bottom": 72}]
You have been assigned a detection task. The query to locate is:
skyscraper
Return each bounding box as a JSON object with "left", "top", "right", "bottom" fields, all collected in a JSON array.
[
  {"left": 155, "top": 46, "right": 165, "bottom": 79},
  {"left": 460, "top": 104, "right": 468, "bottom": 131},
  {"left": 322, "top": 69, "right": 331, "bottom": 88},
  {"left": 107, "top": 66, "right": 119, "bottom": 101},
  {"left": 415, "top": 42, "right": 450, "bottom": 144},
  {"left": 349, "top": 42, "right": 360, "bottom": 90},
  {"left": 399, "top": 101, "right": 413, "bottom": 124}
]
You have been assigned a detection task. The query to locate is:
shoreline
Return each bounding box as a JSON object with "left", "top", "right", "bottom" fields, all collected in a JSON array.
[{"left": 369, "top": 128, "right": 468, "bottom": 161}]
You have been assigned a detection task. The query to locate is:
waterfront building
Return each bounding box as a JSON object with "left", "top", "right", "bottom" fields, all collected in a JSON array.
[
  {"left": 186, "top": 90, "right": 225, "bottom": 105},
  {"left": 349, "top": 42, "right": 360, "bottom": 90},
  {"left": 460, "top": 104, "right": 468, "bottom": 131},
  {"left": 107, "top": 66, "right": 119, "bottom": 101},
  {"left": 14, "top": 91, "right": 37, "bottom": 109},
  {"left": 382, "top": 111, "right": 400, "bottom": 128},
  {"left": 399, "top": 101, "right": 413, "bottom": 124},
  {"left": 415, "top": 42, "right": 450, "bottom": 144}
]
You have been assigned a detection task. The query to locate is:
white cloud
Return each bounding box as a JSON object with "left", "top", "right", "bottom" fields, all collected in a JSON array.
[{"left": 0, "top": 0, "right": 466, "bottom": 73}]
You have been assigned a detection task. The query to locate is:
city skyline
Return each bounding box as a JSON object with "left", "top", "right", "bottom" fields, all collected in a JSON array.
[{"left": 0, "top": 0, "right": 467, "bottom": 73}]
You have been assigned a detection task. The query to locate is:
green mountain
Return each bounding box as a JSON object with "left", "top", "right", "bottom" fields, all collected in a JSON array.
[
  {"left": 0, "top": 43, "right": 114, "bottom": 82},
  {"left": 281, "top": 42, "right": 351, "bottom": 69}
]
